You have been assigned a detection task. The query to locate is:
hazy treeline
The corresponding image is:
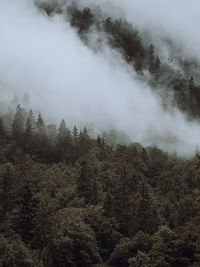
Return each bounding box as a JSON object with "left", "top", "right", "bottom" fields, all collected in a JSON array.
[
  {"left": 0, "top": 104, "right": 200, "bottom": 266},
  {"left": 1, "top": 0, "right": 200, "bottom": 154},
  {"left": 35, "top": 0, "right": 200, "bottom": 120}
]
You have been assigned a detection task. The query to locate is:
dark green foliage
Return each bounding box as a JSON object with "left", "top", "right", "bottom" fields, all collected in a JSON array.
[
  {"left": 0, "top": 117, "right": 5, "bottom": 137},
  {"left": 14, "top": 188, "right": 34, "bottom": 243},
  {"left": 103, "top": 18, "right": 145, "bottom": 65},
  {"left": 0, "top": 234, "right": 36, "bottom": 267},
  {"left": 69, "top": 6, "right": 94, "bottom": 33},
  {"left": 36, "top": 112, "right": 45, "bottom": 136},
  {"left": 148, "top": 44, "right": 161, "bottom": 75},
  {"left": 34, "top": 113, "right": 50, "bottom": 162},
  {"left": 1, "top": 108, "right": 200, "bottom": 265},
  {"left": 129, "top": 251, "right": 151, "bottom": 267},
  {"left": 77, "top": 154, "right": 99, "bottom": 205},
  {"left": 48, "top": 208, "right": 102, "bottom": 266},
  {"left": 23, "top": 111, "right": 34, "bottom": 154},
  {"left": 55, "top": 119, "right": 72, "bottom": 163},
  {"left": 78, "top": 127, "right": 91, "bottom": 155},
  {"left": 135, "top": 181, "right": 159, "bottom": 234},
  {"left": 11, "top": 104, "right": 25, "bottom": 143},
  {"left": 0, "top": 163, "right": 15, "bottom": 217}
]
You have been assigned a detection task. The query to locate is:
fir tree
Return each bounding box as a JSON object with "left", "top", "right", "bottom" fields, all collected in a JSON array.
[{"left": 11, "top": 105, "right": 25, "bottom": 143}]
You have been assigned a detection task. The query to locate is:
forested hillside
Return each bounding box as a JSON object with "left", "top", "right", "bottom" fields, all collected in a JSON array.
[
  {"left": 36, "top": 0, "right": 200, "bottom": 120},
  {"left": 0, "top": 104, "right": 200, "bottom": 266},
  {"left": 1, "top": 0, "right": 200, "bottom": 266}
]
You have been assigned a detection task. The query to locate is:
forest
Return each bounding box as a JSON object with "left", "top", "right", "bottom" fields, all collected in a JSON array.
[
  {"left": 1, "top": 1, "right": 200, "bottom": 266},
  {"left": 0, "top": 101, "right": 200, "bottom": 267}
]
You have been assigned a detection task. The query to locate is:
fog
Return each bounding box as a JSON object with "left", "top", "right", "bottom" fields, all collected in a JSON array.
[
  {"left": 0, "top": 0, "right": 200, "bottom": 155},
  {"left": 83, "top": 0, "right": 200, "bottom": 60}
]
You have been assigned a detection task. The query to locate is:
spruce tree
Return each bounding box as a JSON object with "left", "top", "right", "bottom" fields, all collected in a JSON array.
[
  {"left": 36, "top": 112, "right": 45, "bottom": 135},
  {"left": 11, "top": 105, "right": 25, "bottom": 144},
  {"left": 56, "top": 119, "right": 72, "bottom": 162},
  {"left": 0, "top": 117, "right": 5, "bottom": 137},
  {"left": 23, "top": 117, "right": 33, "bottom": 154},
  {"left": 34, "top": 112, "right": 49, "bottom": 162},
  {"left": 77, "top": 158, "right": 98, "bottom": 204}
]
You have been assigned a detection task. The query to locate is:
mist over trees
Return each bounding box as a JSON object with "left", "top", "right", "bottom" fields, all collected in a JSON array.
[
  {"left": 1, "top": 0, "right": 200, "bottom": 155},
  {"left": 36, "top": 0, "right": 200, "bottom": 120},
  {"left": 1, "top": 0, "right": 200, "bottom": 266}
]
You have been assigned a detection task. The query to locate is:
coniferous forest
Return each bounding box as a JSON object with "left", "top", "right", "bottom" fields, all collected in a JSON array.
[
  {"left": 1, "top": 1, "right": 200, "bottom": 267},
  {"left": 1, "top": 102, "right": 200, "bottom": 267}
]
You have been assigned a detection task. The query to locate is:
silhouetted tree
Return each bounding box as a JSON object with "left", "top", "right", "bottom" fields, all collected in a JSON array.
[
  {"left": 11, "top": 105, "right": 25, "bottom": 144},
  {"left": 55, "top": 119, "right": 72, "bottom": 162},
  {"left": 77, "top": 157, "right": 98, "bottom": 204}
]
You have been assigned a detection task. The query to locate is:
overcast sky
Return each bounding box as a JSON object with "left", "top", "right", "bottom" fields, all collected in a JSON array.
[{"left": 0, "top": 0, "right": 200, "bottom": 155}]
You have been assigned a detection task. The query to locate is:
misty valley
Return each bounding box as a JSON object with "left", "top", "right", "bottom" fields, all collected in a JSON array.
[{"left": 1, "top": 0, "right": 200, "bottom": 266}]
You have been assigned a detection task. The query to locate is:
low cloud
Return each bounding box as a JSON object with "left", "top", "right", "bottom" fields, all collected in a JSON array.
[{"left": 0, "top": 0, "right": 200, "bottom": 155}]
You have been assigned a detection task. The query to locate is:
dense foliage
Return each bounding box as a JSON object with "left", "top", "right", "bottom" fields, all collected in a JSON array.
[{"left": 0, "top": 104, "right": 200, "bottom": 266}]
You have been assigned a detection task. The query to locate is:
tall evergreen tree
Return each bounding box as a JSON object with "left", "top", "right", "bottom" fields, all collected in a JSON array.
[
  {"left": 136, "top": 181, "right": 159, "bottom": 234},
  {"left": 55, "top": 119, "right": 72, "bottom": 162},
  {"left": 72, "top": 125, "right": 79, "bottom": 140},
  {"left": 11, "top": 105, "right": 25, "bottom": 143},
  {"left": 77, "top": 157, "right": 98, "bottom": 204},
  {"left": 58, "top": 119, "right": 67, "bottom": 140},
  {"left": 0, "top": 117, "right": 5, "bottom": 137},
  {"left": 23, "top": 117, "right": 33, "bottom": 154},
  {"left": 0, "top": 163, "right": 14, "bottom": 217},
  {"left": 36, "top": 112, "right": 45, "bottom": 135},
  {"left": 71, "top": 125, "right": 79, "bottom": 162},
  {"left": 79, "top": 127, "right": 91, "bottom": 155},
  {"left": 34, "top": 112, "right": 49, "bottom": 162}
]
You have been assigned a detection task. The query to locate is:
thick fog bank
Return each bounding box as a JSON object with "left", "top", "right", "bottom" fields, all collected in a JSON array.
[{"left": 0, "top": 0, "right": 200, "bottom": 155}]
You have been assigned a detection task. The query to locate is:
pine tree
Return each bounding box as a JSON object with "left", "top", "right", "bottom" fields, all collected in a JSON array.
[
  {"left": 56, "top": 119, "right": 72, "bottom": 162},
  {"left": 11, "top": 105, "right": 25, "bottom": 143},
  {"left": 72, "top": 125, "right": 79, "bottom": 140},
  {"left": 0, "top": 163, "right": 14, "bottom": 217},
  {"left": 58, "top": 119, "right": 67, "bottom": 140},
  {"left": 79, "top": 127, "right": 91, "bottom": 155},
  {"left": 0, "top": 117, "right": 5, "bottom": 137},
  {"left": 77, "top": 157, "right": 98, "bottom": 204},
  {"left": 148, "top": 44, "right": 161, "bottom": 74},
  {"left": 28, "top": 109, "right": 35, "bottom": 127},
  {"left": 136, "top": 181, "right": 159, "bottom": 234},
  {"left": 36, "top": 112, "right": 45, "bottom": 136},
  {"left": 23, "top": 118, "right": 33, "bottom": 154},
  {"left": 14, "top": 181, "right": 36, "bottom": 244},
  {"left": 34, "top": 112, "right": 49, "bottom": 162},
  {"left": 71, "top": 125, "right": 79, "bottom": 162}
]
